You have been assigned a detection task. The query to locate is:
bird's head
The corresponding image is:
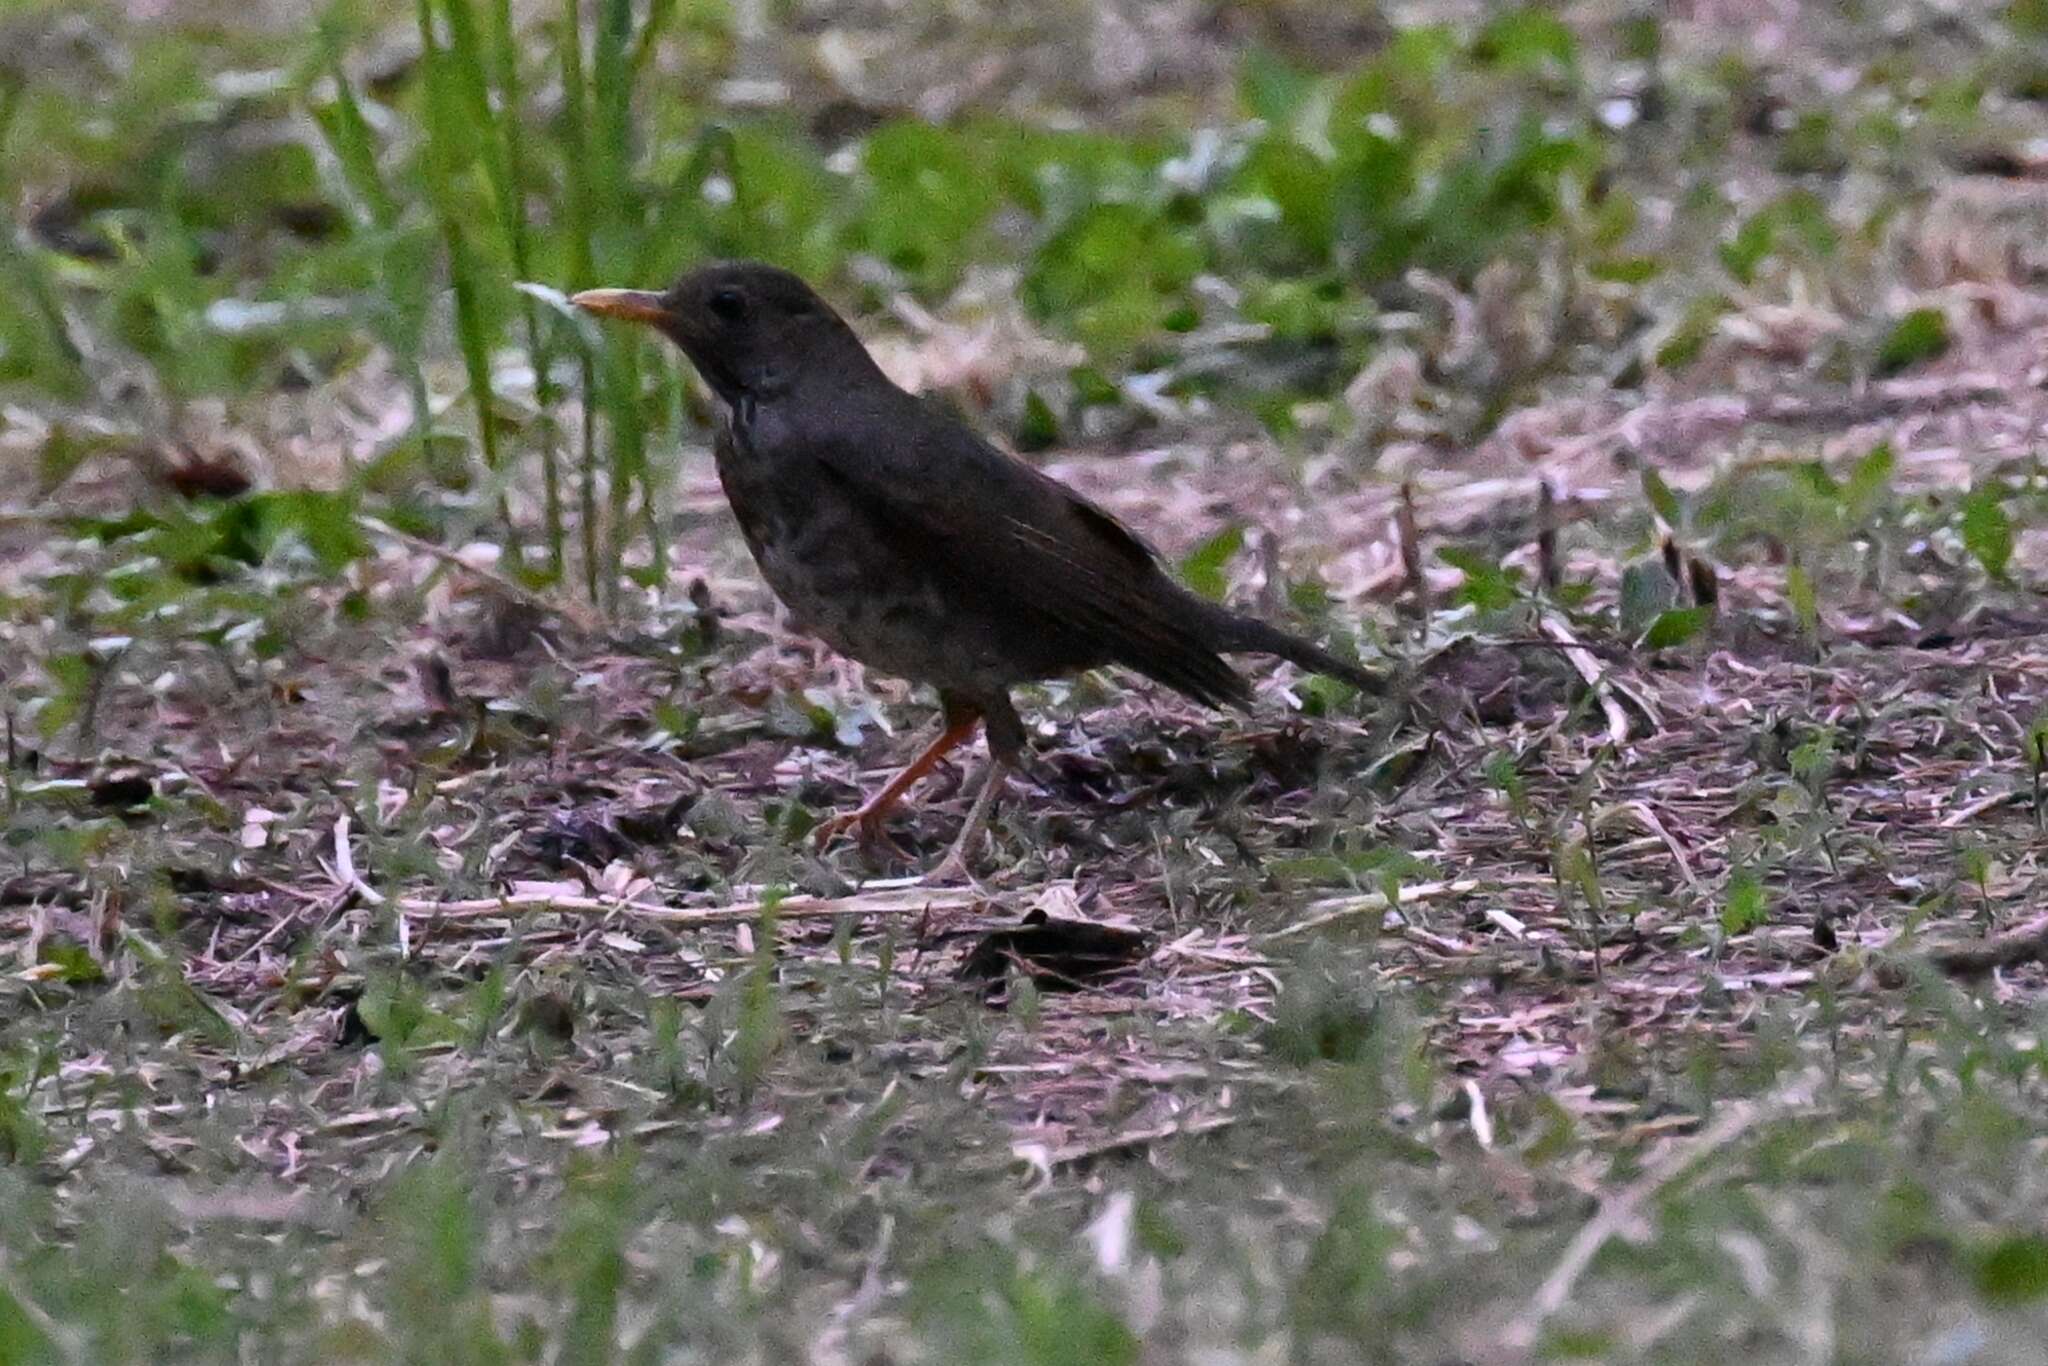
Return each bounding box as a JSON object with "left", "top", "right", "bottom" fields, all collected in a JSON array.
[{"left": 572, "top": 261, "right": 872, "bottom": 403}]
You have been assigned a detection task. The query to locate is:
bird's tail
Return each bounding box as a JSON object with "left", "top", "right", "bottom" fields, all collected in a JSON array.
[{"left": 1188, "top": 600, "right": 1386, "bottom": 694}]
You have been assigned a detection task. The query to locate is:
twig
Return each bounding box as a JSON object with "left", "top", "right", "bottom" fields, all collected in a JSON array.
[
  {"left": 0, "top": 509, "right": 69, "bottom": 531},
  {"left": 1502, "top": 1101, "right": 1767, "bottom": 1351},
  {"left": 357, "top": 515, "right": 602, "bottom": 632},
  {"left": 1536, "top": 479, "right": 1560, "bottom": 592},
  {"left": 1398, "top": 480, "right": 1428, "bottom": 629},
  {"left": 1937, "top": 789, "right": 2018, "bottom": 829},
  {"left": 0, "top": 1256, "right": 85, "bottom": 1366},
  {"left": 1620, "top": 801, "right": 1702, "bottom": 893},
  {"left": 817, "top": 1212, "right": 896, "bottom": 1358},
  {"left": 1265, "top": 878, "right": 1486, "bottom": 940},
  {"left": 392, "top": 879, "right": 1037, "bottom": 927},
  {"left": 327, "top": 812, "right": 385, "bottom": 906},
  {"left": 1021, "top": 1113, "right": 1238, "bottom": 1171},
  {"left": 1540, "top": 612, "right": 1631, "bottom": 746}
]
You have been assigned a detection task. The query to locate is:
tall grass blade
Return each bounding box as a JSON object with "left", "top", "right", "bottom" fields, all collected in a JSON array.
[
  {"left": 0, "top": 72, "right": 81, "bottom": 397},
  {"left": 418, "top": 0, "right": 513, "bottom": 534},
  {"left": 628, "top": 0, "right": 679, "bottom": 81},
  {"left": 592, "top": 0, "right": 636, "bottom": 228},
  {"left": 0, "top": 67, "right": 86, "bottom": 398},
  {"left": 592, "top": 0, "right": 648, "bottom": 612},
  {"left": 442, "top": 219, "right": 503, "bottom": 489},
  {"left": 558, "top": 0, "right": 603, "bottom": 607},
  {"left": 314, "top": 58, "right": 398, "bottom": 231},
  {"left": 601, "top": 340, "right": 646, "bottom": 611},
  {"left": 487, "top": 0, "right": 565, "bottom": 578},
  {"left": 310, "top": 51, "right": 434, "bottom": 469}
]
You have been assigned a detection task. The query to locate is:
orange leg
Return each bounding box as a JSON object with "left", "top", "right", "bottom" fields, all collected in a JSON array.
[{"left": 815, "top": 711, "right": 983, "bottom": 849}]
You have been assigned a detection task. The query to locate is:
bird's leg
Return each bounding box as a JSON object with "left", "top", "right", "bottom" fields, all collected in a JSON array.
[
  {"left": 814, "top": 708, "right": 982, "bottom": 851},
  {"left": 925, "top": 692, "right": 1025, "bottom": 887},
  {"left": 924, "top": 755, "right": 1009, "bottom": 886}
]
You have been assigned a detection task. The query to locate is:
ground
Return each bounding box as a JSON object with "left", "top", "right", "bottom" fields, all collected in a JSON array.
[{"left": 7, "top": 1, "right": 2048, "bottom": 1363}]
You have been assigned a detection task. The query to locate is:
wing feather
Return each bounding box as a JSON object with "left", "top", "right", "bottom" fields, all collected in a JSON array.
[{"left": 801, "top": 390, "right": 1248, "bottom": 706}]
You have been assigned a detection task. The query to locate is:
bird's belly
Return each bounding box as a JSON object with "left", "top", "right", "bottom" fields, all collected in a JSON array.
[
  {"left": 719, "top": 474, "right": 994, "bottom": 687},
  {"left": 750, "top": 524, "right": 993, "bottom": 685}
]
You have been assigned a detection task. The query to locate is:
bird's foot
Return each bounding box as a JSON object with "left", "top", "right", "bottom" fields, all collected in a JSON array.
[
  {"left": 812, "top": 805, "right": 911, "bottom": 862},
  {"left": 922, "top": 846, "right": 980, "bottom": 888}
]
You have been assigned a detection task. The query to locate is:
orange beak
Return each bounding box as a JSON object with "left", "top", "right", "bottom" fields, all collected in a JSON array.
[{"left": 570, "top": 288, "right": 670, "bottom": 326}]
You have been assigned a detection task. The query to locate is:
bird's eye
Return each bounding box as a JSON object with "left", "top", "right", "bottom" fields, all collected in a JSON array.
[{"left": 707, "top": 288, "right": 747, "bottom": 322}]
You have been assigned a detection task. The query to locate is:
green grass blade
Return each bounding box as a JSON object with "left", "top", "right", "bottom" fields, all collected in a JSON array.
[
  {"left": 0, "top": 75, "right": 83, "bottom": 396},
  {"left": 557, "top": 0, "right": 596, "bottom": 292},
  {"left": 628, "top": 0, "right": 680, "bottom": 81},
  {"left": 418, "top": 0, "right": 514, "bottom": 536},
  {"left": 484, "top": 0, "right": 564, "bottom": 579},
  {"left": 559, "top": 0, "right": 602, "bottom": 605},
  {"left": 593, "top": 0, "right": 635, "bottom": 226},
  {"left": 309, "top": 55, "right": 432, "bottom": 465},
  {"left": 314, "top": 59, "right": 398, "bottom": 231},
  {"left": 592, "top": 0, "right": 650, "bottom": 610},
  {"left": 442, "top": 217, "right": 502, "bottom": 483},
  {"left": 602, "top": 339, "right": 646, "bottom": 612},
  {"left": 436, "top": 0, "right": 521, "bottom": 259},
  {"left": 0, "top": 240, "right": 87, "bottom": 399}
]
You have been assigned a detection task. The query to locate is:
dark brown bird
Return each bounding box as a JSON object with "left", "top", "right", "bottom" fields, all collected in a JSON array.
[{"left": 574, "top": 262, "right": 1380, "bottom": 878}]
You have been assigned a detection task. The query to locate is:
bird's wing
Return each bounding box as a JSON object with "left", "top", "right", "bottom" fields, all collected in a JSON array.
[{"left": 799, "top": 387, "right": 1249, "bottom": 706}]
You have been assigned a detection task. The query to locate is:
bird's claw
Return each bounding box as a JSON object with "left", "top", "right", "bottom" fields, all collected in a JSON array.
[
  {"left": 922, "top": 848, "right": 979, "bottom": 888},
  {"left": 813, "top": 806, "right": 911, "bottom": 862}
]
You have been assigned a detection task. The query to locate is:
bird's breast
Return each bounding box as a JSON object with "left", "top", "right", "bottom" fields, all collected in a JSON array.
[
  {"left": 712, "top": 420, "right": 854, "bottom": 611},
  {"left": 707, "top": 418, "right": 1023, "bottom": 690}
]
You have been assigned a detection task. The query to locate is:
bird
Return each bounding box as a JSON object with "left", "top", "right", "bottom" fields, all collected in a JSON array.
[{"left": 573, "top": 261, "right": 1382, "bottom": 880}]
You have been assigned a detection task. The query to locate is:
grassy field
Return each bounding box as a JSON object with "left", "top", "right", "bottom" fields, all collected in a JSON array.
[{"left": 8, "top": 0, "right": 2048, "bottom": 1360}]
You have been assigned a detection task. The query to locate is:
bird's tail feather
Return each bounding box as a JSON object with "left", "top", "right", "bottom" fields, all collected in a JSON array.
[{"left": 1191, "top": 602, "right": 1385, "bottom": 695}]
